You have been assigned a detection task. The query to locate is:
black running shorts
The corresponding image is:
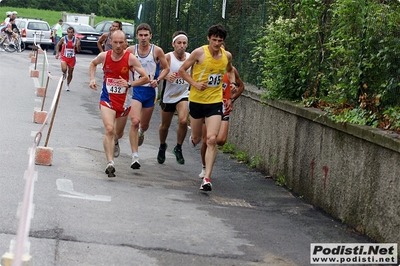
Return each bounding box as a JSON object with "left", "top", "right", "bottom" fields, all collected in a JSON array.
[
  {"left": 160, "top": 98, "right": 188, "bottom": 112},
  {"left": 189, "top": 101, "right": 223, "bottom": 119}
]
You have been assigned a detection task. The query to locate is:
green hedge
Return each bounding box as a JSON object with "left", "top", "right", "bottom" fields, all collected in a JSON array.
[{"left": 252, "top": 0, "right": 400, "bottom": 130}]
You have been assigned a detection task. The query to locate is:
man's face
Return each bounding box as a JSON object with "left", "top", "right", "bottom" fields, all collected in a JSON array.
[
  {"left": 111, "top": 23, "right": 120, "bottom": 32},
  {"left": 112, "top": 33, "right": 126, "bottom": 53},
  {"left": 172, "top": 36, "right": 188, "bottom": 56},
  {"left": 136, "top": 29, "right": 151, "bottom": 47},
  {"left": 207, "top": 35, "right": 224, "bottom": 52},
  {"left": 67, "top": 30, "right": 74, "bottom": 38}
]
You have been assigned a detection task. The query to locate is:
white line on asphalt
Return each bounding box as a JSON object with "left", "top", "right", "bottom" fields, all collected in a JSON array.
[
  {"left": 33, "top": 77, "right": 40, "bottom": 88},
  {"left": 56, "top": 179, "right": 111, "bottom": 202}
]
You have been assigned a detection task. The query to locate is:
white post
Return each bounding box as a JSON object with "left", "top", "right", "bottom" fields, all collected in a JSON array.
[
  {"left": 222, "top": 0, "right": 227, "bottom": 19},
  {"left": 175, "top": 0, "right": 180, "bottom": 19},
  {"left": 138, "top": 4, "right": 143, "bottom": 20}
]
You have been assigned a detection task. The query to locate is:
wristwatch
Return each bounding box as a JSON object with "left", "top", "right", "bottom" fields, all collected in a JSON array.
[{"left": 127, "top": 81, "right": 132, "bottom": 88}]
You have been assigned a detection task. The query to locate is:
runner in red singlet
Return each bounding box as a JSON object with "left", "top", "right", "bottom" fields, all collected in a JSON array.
[
  {"left": 56, "top": 26, "right": 81, "bottom": 91},
  {"left": 89, "top": 30, "right": 149, "bottom": 178}
]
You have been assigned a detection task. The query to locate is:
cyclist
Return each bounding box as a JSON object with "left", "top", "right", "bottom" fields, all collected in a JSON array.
[
  {"left": 10, "top": 13, "right": 22, "bottom": 52},
  {"left": 3, "top": 11, "right": 11, "bottom": 24},
  {"left": 6, "top": 18, "right": 18, "bottom": 41},
  {"left": 11, "top": 12, "right": 19, "bottom": 34}
]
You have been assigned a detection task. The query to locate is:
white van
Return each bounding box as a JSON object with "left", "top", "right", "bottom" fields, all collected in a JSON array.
[{"left": 16, "top": 18, "right": 53, "bottom": 49}]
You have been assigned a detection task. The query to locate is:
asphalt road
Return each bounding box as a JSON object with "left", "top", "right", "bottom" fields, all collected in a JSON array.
[{"left": 0, "top": 48, "right": 378, "bottom": 266}]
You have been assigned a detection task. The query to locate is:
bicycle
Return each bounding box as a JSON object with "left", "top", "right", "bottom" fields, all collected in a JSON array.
[{"left": 0, "top": 30, "right": 25, "bottom": 53}]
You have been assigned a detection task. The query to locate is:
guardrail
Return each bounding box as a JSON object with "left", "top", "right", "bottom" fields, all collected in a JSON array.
[{"left": 1, "top": 33, "right": 65, "bottom": 266}]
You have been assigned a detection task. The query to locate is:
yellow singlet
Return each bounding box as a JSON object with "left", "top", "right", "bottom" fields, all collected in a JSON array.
[{"left": 189, "top": 45, "right": 228, "bottom": 104}]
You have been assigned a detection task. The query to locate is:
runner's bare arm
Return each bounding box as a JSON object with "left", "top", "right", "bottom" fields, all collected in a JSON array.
[
  {"left": 231, "top": 67, "right": 244, "bottom": 100},
  {"left": 76, "top": 38, "right": 81, "bottom": 53},
  {"left": 164, "top": 53, "right": 176, "bottom": 83},
  {"left": 55, "top": 38, "right": 64, "bottom": 57},
  {"left": 178, "top": 47, "right": 207, "bottom": 91},
  {"left": 225, "top": 51, "right": 236, "bottom": 84},
  {"left": 155, "top": 46, "right": 170, "bottom": 81},
  {"left": 128, "top": 54, "right": 150, "bottom": 87},
  {"left": 97, "top": 33, "right": 108, "bottom": 52},
  {"left": 89, "top": 52, "right": 107, "bottom": 90}
]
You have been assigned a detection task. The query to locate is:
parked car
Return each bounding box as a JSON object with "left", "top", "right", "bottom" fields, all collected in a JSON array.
[
  {"left": 55, "top": 22, "right": 101, "bottom": 54},
  {"left": 94, "top": 21, "right": 135, "bottom": 45},
  {"left": 15, "top": 18, "right": 52, "bottom": 50}
]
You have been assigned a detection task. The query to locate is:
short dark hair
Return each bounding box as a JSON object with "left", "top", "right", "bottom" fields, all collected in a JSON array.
[
  {"left": 172, "top": 30, "right": 188, "bottom": 39},
  {"left": 67, "top": 26, "right": 74, "bottom": 33},
  {"left": 207, "top": 24, "right": 227, "bottom": 40},
  {"left": 136, "top": 23, "right": 152, "bottom": 34},
  {"left": 59, "top": 19, "right": 63, "bottom": 22}
]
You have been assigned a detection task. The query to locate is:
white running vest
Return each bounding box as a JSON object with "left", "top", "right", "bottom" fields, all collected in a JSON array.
[
  {"left": 162, "top": 52, "right": 191, "bottom": 104},
  {"left": 132, "top": 44, "right": 159, "bottom": 88}
]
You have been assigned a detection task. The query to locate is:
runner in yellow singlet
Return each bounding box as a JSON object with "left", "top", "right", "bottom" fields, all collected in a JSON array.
[{"left": 178, "top": 24, "right": 236, "bottom": 191}]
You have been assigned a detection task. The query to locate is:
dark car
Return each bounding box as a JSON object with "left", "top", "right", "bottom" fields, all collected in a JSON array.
[
  {"left": 94, "top": 21, "right": 135, "bottom": 45},
  {"left": 58, "top": 22, "right": 101, "bottom": 54}
]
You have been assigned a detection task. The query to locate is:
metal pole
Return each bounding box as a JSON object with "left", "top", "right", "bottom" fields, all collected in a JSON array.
[
  {"left": 239, "top": 0, "right": 246, "bottom": 74},
  {"left": 40, "top": 76, "right": 50, "bottom": 111},
  {"left": 40, "top": 51, "right": 46, "bottom": 87},
  {"left": 34, "top": 44, "right": 38, "bottom": 70},
  {"left": 44, "top": 81, "right": 64, "bottom": 147}
]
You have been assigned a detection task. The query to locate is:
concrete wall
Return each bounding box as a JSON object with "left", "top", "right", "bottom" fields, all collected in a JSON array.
[{"left": 228, "top": 84, "right": 400, "bottom": 249}]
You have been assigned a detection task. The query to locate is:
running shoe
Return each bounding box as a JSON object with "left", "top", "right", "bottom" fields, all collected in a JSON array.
[
  {"left": 66, "top": 84, "right": 70, "bottom": 91},
  {"left": 188, "top": 135, "right": 196, "bottom": 148},
  {"left": 131, "top": 155, "right": 141, "bottom": 169},
  {"left": 173, "top": 147, "right": 185, "bottom": 164},
  {"left": 105, "top": 162, "right": 116, "bottom": 178},
  {"left": 138, "top": 132, "right": 145, "bottom": 146},
  {"left": 157, "top": 143, "right": 168, "bottom": 164},
  {"left": 199, "top": 168, "right": 206, "bottom": 178},
  {"left": 200, "top": 177, "right": 212, "bottom": 191},
  {"left": 114, "top": 141, "right": 120, "bottom": 158}
]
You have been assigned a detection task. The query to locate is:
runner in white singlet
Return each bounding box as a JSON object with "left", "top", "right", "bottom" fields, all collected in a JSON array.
[{"left": 157, "top": 31, "right": 191, "bottom": 165}]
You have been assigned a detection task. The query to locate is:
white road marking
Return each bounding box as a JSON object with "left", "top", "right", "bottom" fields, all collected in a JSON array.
[
  {"left": 33, "top": 77, "right": 40, "bottom": 88},
  {"left": 56, "top": 179, "right": 111, "bottom": 202}
]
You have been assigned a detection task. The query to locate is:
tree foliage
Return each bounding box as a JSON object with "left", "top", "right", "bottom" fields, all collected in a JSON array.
[
  {"left": 253, "top": 0, "right": 400, "bottom": 131},
  {"left": 3, "top": 0, "right": 399, "bottom": 130},
  {"left": 0, "top": 0, "right": 137, "bottom": 18}
]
